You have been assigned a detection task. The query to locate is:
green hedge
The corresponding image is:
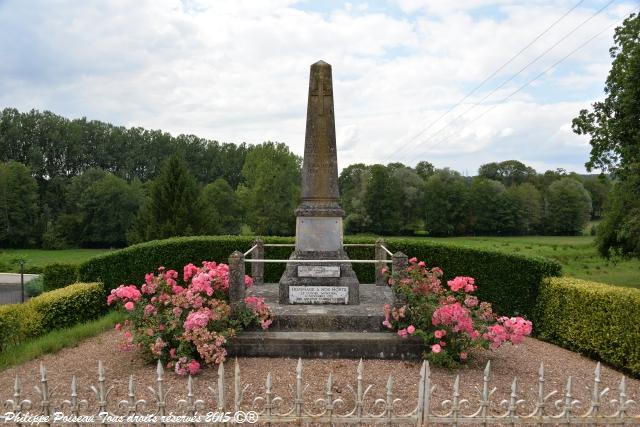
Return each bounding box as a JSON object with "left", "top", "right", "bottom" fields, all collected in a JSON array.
[
  {"left": 42, "top": 263, "right": 79, "bottom": 291},
  {"left": 78, "top": 236, "right": 561, "bottom": 318},
  {"left": 535, "top": 277, "right": 640, "bottom": 376},
  {"left": 0, "top": 282, "right": 106, "bottom": 350}
]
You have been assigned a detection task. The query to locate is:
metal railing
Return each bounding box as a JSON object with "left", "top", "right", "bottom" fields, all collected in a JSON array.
[
  {"left": 228, "top": 239, "right": 400, "bottom": 307},
  {"left": 3, "top": 359, "right": 637, "bottom": 425}
]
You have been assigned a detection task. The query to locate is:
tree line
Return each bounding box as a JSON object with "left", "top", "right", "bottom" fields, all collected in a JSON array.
[
  {"left": 0, "top": 108, "right": 609, "bottom": 249},
  {"left": 340, "top": 160, "right": 607, "bottom": 237}
]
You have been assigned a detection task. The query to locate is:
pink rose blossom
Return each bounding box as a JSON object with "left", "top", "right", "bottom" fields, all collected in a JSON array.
[
  {"left": 407, "top": 325, "right": 416, "bottom": 334},
  {"left": 431, "top": 344, "right": 441, "bottom": 353},
  {"left": 124, "top": 301, "right": 135, "bottom": 311},
  {"left": 114, "top": 323, "right": 122, "bottom": 331},
  {"left": 460, "top": 352, "right": 468, "bottom": 360},
  {"left": 434, "top": 329, "right": 446, "bottom": 339}
]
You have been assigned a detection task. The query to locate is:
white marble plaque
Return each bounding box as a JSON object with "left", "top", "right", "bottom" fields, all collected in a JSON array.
[
  {"left": 298, "top": 265, "right": 341, "bottom": 278},
  {"left": 289, "top": 286, "right": 348, "bottom": 304}
]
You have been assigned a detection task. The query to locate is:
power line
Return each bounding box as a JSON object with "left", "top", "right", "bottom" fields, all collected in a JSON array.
[
  {"left": 381, "top": 0, "right": 586, "bottom": 163},
  {"left": 386, "top": 0, "right": 616, "bottom": 164},
  {"left": 405, "top": 13, "right": 631, "bottom": 162}
]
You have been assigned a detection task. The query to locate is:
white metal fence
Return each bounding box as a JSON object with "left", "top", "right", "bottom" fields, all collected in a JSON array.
[{"left": 2, "top": 359, "right": 638, "bottom": 425}]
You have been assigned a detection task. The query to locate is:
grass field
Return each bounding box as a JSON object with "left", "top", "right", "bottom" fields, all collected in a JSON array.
[
  {"left": 421, "top": 235, "right": 640, "bottom": 289},
  {"left": 1, "top": 236, "right": 638, "bottom": 288},
  {"left": 0, "top": 248, "right": 113, "bottom": 273}
]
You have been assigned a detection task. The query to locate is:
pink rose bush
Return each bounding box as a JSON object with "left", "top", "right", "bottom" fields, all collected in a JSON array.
[
  {"left": 383, "top": 257, "right": 532, "bottom": 367},
  {"left": 107, "top": 261, "right": 272, "bottom": 375}
]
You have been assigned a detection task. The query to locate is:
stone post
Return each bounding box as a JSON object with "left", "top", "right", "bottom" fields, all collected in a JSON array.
[
  {"left": 251, "top": 238, "right": 264, "bottom": 286},
  {"left": 391, "top": 251, "right": 408, "bottom": 307},
  {"left": 228, "top": 251, "right": 246, "bottom": 314},
  {"left": 375, "top": 238, "right": 387, "bottom": 286}
]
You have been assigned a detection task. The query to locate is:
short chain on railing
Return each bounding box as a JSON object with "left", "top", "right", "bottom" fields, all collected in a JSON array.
[{"left": 2, "top": 359, "right": 638, "bottom": 425}]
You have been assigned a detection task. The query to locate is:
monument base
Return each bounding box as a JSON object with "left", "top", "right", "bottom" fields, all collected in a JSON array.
[{"left": 279, "top": 250, "right": 360, "bottom": 305}]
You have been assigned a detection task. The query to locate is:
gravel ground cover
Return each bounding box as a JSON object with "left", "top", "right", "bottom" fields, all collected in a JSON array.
[{"left": 1, "top": 330, "right": 638, "bottom": 424}]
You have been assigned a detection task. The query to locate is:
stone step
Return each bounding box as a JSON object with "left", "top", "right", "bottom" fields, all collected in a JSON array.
[
  {"left": 228, "top": 331, "right": 424, "bottom": 360},
  {"left": 265, "top": 309, "right": 385, "bottom": 332},
  {"left": 249, "top": 283, "right": 392, "bottom": 332}
]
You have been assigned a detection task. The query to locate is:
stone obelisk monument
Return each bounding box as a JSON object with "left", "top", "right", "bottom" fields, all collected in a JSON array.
[{"left": 279, "top": 60, "right": 360, "bottom": 305}]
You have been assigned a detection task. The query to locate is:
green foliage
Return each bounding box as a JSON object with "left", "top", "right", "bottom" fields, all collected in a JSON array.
[
  {"left": 42, "top": 263, "right": 79, "bottom": 291},
  {"left": 572, "top": 13, "right": 640, "bottom": 256},
  {"left": 390, "top": 166, "right": 425, "bottom": 234},
  {"left": 582, "top": 176, "right": 612, "bottom": 219},
  {"left": 0, "top": 282, "right": 106, "bottom": 350},
  {"left": 201, "top": 178, "right": 243, "bottom": 235},
  {"left": 78, "top": 174, "right": 144, "bottom": 247},
  {"left": 25, "top": 276, "right": 43, "bottom": 297},
  {"left": 467, "top": 178, "right": 506, "bottom": 235},
  {"left": 130, "top": 154, "right": 203, "bottom": 243},
  {"left": 28, "top": 282, "right": 106, "bottom": 333},
  {"left": 237, "top": 142, "right": 301, "bottom": 235},
  {"left": 535, "top": 277, "right": 640, "bottom": 376},
  {"left": 0, "top": 311, "right": 125, "bottom": 371},
  {"left": 478, "top": 160, "right": 537, "bottom": 186},
  {"left": 424, "top": 169, "right": 469, "bottom": 236},
  {"left": 596, "top": 178, "right": 640, "bottom": 257},
  {"left": 78, "top": 235, "right": 561, "bottom": 318},
  {"left": 545, "top": 178, "right": 592, "bottom": 235},
  {"left": 0, "top": 161, "right": 39, "bottom": 246},
  {"left": 0, "top": 303, "right": 41, "bottom": 349},
  {"left": 363, "top": 165, "right": 404, "bottom": 235},
  {"left": 339, "top": 163, "right": 371, "bottom": 233},
  {"left": 504, "top": 183, "right": 543, "bottom": 235}
]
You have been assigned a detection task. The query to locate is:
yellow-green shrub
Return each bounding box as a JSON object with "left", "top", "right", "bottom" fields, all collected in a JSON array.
[
  {"left": 535, "top": 277, "right": 640, "bottom": 376},
  {"left": 0, "top": 282, "right": 106, "bottom": 350},
  {"left": 28, "top": 282, "right": 106, "bottom": 333},
  {"left": 0, "top": 304, "right": 42, "bottom": 348}
]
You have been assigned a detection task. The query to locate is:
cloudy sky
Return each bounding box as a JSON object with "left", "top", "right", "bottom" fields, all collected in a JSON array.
[{"left": 0, "top": 0, "right": 636, "bottom": 174}]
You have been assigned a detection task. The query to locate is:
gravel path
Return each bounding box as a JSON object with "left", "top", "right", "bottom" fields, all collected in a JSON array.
[{"left": 1, "top": 330, "right": 638, "bottom": 420}]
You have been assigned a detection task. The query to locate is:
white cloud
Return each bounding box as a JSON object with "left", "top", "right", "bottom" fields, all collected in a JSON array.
[{"left": 0, "top": 0, "right": 634, "bottom": 175}]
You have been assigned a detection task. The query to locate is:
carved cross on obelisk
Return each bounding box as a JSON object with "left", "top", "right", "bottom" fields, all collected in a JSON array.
[
  {"left": 313, "top": 72, "right": 329, "bottom": 115},
  {"left": 279, "top": 60, "right": 360, "bottom": 305}
]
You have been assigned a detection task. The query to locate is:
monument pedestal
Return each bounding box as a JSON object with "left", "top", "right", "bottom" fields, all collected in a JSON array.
[{"left": 279, "top": 250, "right": 360, "bottom": 305}]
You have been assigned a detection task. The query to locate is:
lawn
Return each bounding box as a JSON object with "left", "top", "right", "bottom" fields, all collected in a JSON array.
[
  {"left": 0, "top": 248, "right": 113, "bottom": 273},
  {"left": 418, "top": 235, "right": 640, "bottom": 289}
]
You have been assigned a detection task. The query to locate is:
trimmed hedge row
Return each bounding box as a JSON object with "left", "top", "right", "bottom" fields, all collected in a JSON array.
[
  {"left": 78, "top": 235, "right": 561, "bottom": 318},
  {"left": 42, "top": 263, "right": 79, "bottom": 291},
  {"left": 535, "top": 277, "right": 640, "bottom": 377},
  {"left": 0, "top": 282, "right": 106, "bottom": 350}
]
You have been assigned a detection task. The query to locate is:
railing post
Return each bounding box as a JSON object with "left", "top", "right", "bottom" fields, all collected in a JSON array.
[
  {"left": 251, "top": 238, "right": 264, "bottom": 285},
  {"left": 375, "top": 238, "right": 387, "bottom": 286},
  {"left": 229, "top": 251, "right": 246, "bottom": 314},
  {"left": 392, "top": 251, "right": 408, "bottom": 307}
]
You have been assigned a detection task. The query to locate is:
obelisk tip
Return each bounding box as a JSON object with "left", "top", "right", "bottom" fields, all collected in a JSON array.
[{"left": 312, "top": 60, "right": 331, "bottom": 67}]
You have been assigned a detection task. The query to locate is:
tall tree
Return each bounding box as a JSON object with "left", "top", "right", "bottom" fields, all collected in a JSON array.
[
  {"left": 467, "top": 178, "right": 506, "bottom": 234},
  {"left": 545, "top": 178, "right": 592, "bottom": 235},
  {"left": 201, "top": 178, "right": 243, "bottom": 235},
  {"left": 424, "top": 168, "right": 470, "bottom": 236},
  {"left": 130, "top": 154, "right": 203, "bottom": 242},
  {"left": 478, "top": 160, "right": 537, "bottom": 187},
  {"left": 572, "top": 13, "right": 640, "bottom": 255},
  {"left": 391, "top": 165, "right": 425, "bottom": 234},
  {"left": 339, "top": 163, "right": 371, "bottom": 234},
  {"left": 0, "top": 161, "right": 39, "bottom": 246},
  {"left": 363, "top": 165, "right": 404, "bottom": 235},
  {"left": 237, "top": 142, "right": 301, "bottom": 235},
  {"left": 78, "top": 175, "right": 144, "bottom": 247}
]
